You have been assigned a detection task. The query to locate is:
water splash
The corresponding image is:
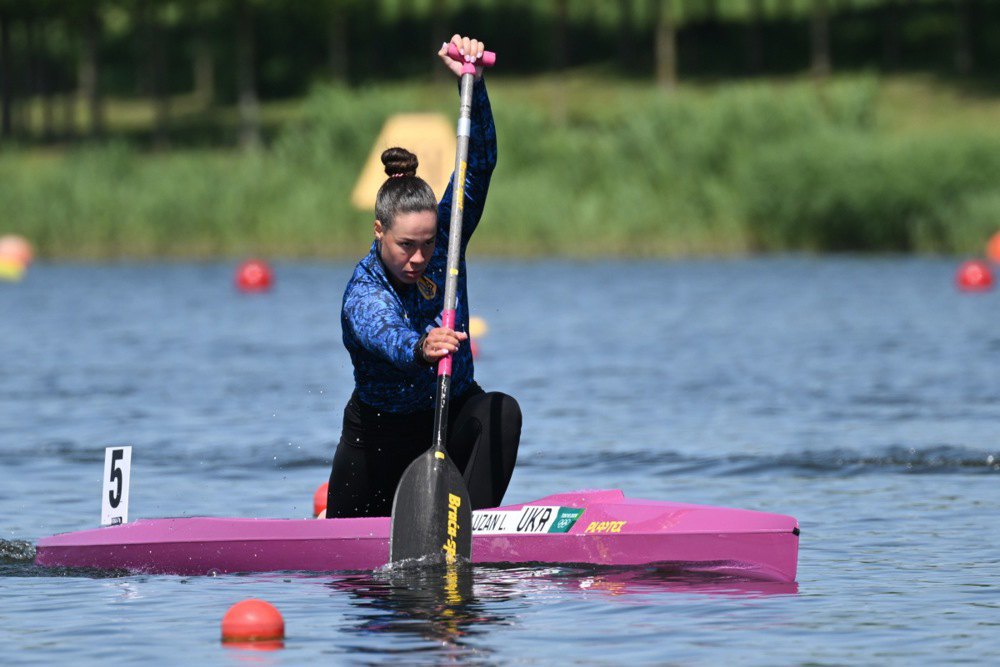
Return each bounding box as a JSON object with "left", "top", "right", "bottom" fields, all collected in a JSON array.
[{"left": 0, "top": 539, "right": 35, "bottom": 564}]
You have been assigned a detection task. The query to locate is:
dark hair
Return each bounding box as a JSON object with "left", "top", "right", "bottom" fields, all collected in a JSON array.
[{"left": 375, "top": 147, "right": 438, "bottom": 229}]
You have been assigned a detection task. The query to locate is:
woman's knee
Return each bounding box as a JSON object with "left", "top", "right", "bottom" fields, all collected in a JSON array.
[
  {"left": 496, "top": 393, "right": 521, "bottom": 440},
  {"left": 481, "top": 391, "right": 520, "bottom": 422}
]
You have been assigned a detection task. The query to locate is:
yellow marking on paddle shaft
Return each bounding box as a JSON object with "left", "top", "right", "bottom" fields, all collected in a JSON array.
[
  {"left": 443, "top": 493, "right": 462, "bottom": 562},
  {"left": 454, "top": 160, "right": 467, "bottom": 212}
]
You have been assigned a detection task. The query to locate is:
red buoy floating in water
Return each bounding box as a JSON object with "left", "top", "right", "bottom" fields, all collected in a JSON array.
[
  {"left": 956, "top": 260, "right": 993, "bottom": 292},
  {"left": 313, "top": 482, "right": 328, "bottom": 518},
  {"left": 235, "top": 259, "right": 273, "bottom": 292},
  {"left": 221, "top": 599, "right": 284, "bottom": 648}
]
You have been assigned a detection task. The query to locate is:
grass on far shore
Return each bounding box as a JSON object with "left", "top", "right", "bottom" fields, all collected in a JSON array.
[{"left": 4, "top": 72, "right": 1000, "bottom": 259}]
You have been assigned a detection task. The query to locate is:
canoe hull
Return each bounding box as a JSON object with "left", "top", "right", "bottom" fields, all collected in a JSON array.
[{"left": 35, "top": 490, "right": 799, "bottom": 582}]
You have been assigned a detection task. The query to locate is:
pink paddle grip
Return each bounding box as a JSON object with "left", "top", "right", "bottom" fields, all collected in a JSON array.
[
  {"left": 446, "top": 44, "right": 496, "bottom": 75},
  {"left": 437, "top": 309, "right": 457, "bottom": 376}
]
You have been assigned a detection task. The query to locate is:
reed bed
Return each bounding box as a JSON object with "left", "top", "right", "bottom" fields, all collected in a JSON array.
[{"left": 4, "top": 75, "right": 1000, "bottom": 259}]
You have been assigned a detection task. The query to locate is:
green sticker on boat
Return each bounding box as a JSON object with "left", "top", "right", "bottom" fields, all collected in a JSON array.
[{"left": 548, "top": 508, "right": 584, "bottom": 533}]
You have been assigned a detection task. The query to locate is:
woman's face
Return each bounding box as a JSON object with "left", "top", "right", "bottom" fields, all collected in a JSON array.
[{"left": 375, "top": 210, "right": 438, "bottom": 286}]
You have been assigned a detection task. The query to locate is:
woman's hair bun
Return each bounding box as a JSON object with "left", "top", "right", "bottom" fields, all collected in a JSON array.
[{"left": 381, "top": 147, "right": 419, "bottom": 177}]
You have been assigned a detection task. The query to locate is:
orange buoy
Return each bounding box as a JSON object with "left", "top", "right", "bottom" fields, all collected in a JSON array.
[
  {"left": 0, "top": 235, "right": 34, "bottom": 266},
  {"left": 956, "top": 260, "right": 994, "bottom": 292},
  {"left": 235, "top": 259, "right": 273, "bottom": 292},
  {"left": 988, "top": 232, "right": 1000, "bottom": 264},
  {"left": 470, "top": 339, "right": 480, "bottom": 359},
  {"left": 313, "top": 482, "right": 329, "bottom": 518},
  {"left": 221, "top": 599, "right": 284, "bottom": 644}
]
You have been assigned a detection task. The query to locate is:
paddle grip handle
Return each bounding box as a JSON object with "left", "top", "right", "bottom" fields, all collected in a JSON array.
[
  {"left": 437, "top": 309, "right": 456, "bottom": 376},
  {"left": 446, "top": 44, "right": 496, "bottom": 75}
]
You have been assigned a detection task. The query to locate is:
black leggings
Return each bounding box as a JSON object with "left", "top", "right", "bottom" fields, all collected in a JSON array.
[{"left": 326, "top": 386, "right": 521, "bottom": 518}]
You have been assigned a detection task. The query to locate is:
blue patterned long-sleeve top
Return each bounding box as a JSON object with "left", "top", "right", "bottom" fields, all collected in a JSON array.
[{"left": 341, "top": 79, "right": 496, "bottom": 413}]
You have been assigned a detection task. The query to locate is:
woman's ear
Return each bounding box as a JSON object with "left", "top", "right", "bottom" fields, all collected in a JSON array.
[{"left": 373, "top": 220, "right": 384, "bottom": 240}]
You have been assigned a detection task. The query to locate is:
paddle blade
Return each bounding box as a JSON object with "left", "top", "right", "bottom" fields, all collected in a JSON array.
[{"left": 389, "top": 449, "right": 472, "bottom": 564}]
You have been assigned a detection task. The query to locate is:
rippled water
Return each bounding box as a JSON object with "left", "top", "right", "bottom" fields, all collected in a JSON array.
[{"left": 2, "top": 258, "right": 998, "bottom": 664}]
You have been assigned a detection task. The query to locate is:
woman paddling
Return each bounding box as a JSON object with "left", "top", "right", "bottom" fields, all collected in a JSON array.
[{"left": 326, "top": 34, "right": 521, "bottom": 519}]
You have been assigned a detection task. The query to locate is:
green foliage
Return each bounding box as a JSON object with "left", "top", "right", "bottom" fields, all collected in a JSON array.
[
  {"left": 5, "top": 75, "right": 1000, "bottom": 259},
  {"left": 481, "top": 75, "right": 889, "bottom": 255},
  {"left": 739, "top": 132, "right": 1000, "bottom": 252}
]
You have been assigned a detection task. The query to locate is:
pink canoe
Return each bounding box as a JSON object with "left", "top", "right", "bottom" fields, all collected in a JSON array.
[{"left": 35, "top": 489, "right": 799, "bottom": 582}]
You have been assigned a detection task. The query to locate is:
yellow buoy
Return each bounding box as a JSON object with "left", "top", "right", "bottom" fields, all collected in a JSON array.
[
  {"left": 0, "top": 258, "right": 25, "bottom": 282},
  {"left": 469, "top": 316, "right": 489, "bottom": 339}
]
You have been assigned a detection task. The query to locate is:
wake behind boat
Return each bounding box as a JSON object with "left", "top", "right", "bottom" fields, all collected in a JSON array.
[{"left": 35, "top": 489, "right": 799, "bottom": 582}]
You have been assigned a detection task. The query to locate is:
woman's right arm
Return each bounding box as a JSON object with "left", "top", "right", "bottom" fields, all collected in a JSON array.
[{"left": 343, "top": 287, "right": 424, "bottom": 371}]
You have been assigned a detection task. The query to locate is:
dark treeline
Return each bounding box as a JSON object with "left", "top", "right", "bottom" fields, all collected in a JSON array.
[{"left": 0, "top": 0, "right": 996, "bottom": 148}]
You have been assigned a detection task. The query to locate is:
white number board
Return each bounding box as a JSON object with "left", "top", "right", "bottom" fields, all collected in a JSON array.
[{"left": 101, "top": 446, "right": 132, "bottom": 526}]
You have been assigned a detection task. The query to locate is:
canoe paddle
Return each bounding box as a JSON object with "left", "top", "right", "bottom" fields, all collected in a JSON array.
[{"left": 389, "top": 44, "right": 497, "bottom": 564}]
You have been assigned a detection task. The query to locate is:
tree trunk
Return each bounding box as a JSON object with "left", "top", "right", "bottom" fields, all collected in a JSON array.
[
  {"left": 746, "top": 0, "right": 764, "bottom": 75},
  {"left": 41, "top": 66, "right": 55, "bottom": 142},
  {"left": 810, "top": 0, "right": 831, "bottom": 79},
  {"left": 134, "top": 0, "right": 151, "bottom": 96},
  {"left": 619, "top": 0, "right": 635, "bottom": 67},
  {"left": 193, "top": 36, "right": 215, "bottom": 107},
  {"left": 1, "top": 12, "right": 13, "bottom": 139},
  {"left": 882, "top": 0, "right": 901, "bottom": 70},
  {"left": 236, "top": 0, "right": 260, "bottom": 149},
  {"left": 187, "top": 0, "right": 215, "bottom": 107},
  {"left": 60, "top": 65, "right": 76, "bottom": 140},
  {"left": 326, "top": 0, "right": 347, "bottom": 83},
  {"left": 553, "top": 0, "right": 569, "bottom": 71},
  {"left": 38, "top": 16, "right": 55, "bottom": 141},
  {"left": 25, "top": 15, "right": 39, "bottom": 138},
  {"left": 432, "top": 0, "right": 447, "bottom": 81},
  {"left": 78, "top": 6, "right": 103, "bottom": 137},
  {"left": 151, "top": 7, "right": 170, "bottom": 148},
  {"left": 25, "top": 14, "right": 56, "bottom": 141},
  {"left": 654, "top": 0, "right": 677, "bottom": 90},
  {"left": 955, "top": 0, "right": 974, "bottom": 75}
]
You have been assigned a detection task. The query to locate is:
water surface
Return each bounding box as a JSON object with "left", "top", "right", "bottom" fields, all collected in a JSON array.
[{"left": 2, "top": 258, "right": 998, "bottom": 664}]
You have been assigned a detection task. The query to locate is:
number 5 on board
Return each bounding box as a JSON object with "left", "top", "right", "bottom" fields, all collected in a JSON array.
[{"left": 101, "top": 446, "right": 132, "bottom": 526}]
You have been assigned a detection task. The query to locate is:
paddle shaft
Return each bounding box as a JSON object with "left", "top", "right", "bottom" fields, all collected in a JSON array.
[
  {"left": 389, "top": 47, "right": 493, "bottom": 564},
  {"left": 429, "top": 70, "right": 476, "bottom": 457}
]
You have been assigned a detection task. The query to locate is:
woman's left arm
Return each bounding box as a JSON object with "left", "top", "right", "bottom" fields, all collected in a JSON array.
[
  {"left": 437, "top": 35, "right": 497, "bottom": 244},
  {"left": 466, "top": 79, "right": 497, "bottom": 175},
  {"left": 455, "top": 79, "right": 496, "bottom": 242}
]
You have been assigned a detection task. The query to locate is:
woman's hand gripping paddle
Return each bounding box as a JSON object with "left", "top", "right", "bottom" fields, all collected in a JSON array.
[{"left": 389, "top": 42, "right": 496, "bottom": 564}]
